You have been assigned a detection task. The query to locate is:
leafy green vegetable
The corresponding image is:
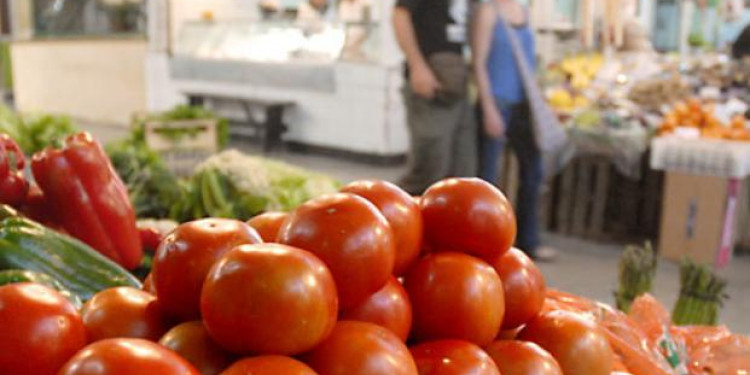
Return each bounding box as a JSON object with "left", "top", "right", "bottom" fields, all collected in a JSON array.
[
  {"left": 0, "top": 106, "right": 77, "bottom": 154},
  {"left": 106, "top": 139, "right": 184, "bottom": 219},
  {"left": 170, "top": 150, "right": 340, "bottom": 222}
]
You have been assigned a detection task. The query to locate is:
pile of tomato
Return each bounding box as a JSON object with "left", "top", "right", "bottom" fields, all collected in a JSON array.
[{"left": 0, "top": 178, "right": 616, "bottom": 375}]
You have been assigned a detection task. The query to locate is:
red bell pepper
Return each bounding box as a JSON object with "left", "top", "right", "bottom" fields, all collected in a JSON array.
[
  {"left": 31, "top": 132, "right": 143, "bottom": 270},
  {"left": 138, "top": 227, "right": 163, "bottom": 253},
  {"left": 0, "top": 134, "right": 29, "bottom": 207}
]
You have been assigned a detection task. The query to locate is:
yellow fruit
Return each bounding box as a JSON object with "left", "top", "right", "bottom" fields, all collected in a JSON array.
[
  {"left": 548, "top": 89, "right": 573, "bottom": 110},
  {"left": 573, "top": 96, "right": 590, "bottom": 108}
]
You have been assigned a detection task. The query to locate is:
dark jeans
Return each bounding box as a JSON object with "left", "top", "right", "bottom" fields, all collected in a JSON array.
[
  {"left": 398, "top": 86, "right": 478, "bottom": 195},
  {"left": 479, "top": 100, "right": 543, "bottom": 255}
]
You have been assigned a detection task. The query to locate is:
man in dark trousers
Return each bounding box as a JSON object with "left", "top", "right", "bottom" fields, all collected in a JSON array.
[{"left": 393, "top": 0, "right": 477, "bottom": 195}]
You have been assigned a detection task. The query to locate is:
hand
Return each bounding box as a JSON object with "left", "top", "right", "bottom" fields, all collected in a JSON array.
[
  {"left": 410, "top": 62, "right": 441, "bottom": 99},
  {"left": 483, "top": 107, "right": 505, "bottom": 139}
]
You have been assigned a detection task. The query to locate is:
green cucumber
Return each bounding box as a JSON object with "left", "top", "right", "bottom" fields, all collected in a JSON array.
[
  {"left": 0, "top": 216, "right": 142, "bottom": 301},
  {"left": 0, "top": 269, "right": 83, "bottom": 308}
]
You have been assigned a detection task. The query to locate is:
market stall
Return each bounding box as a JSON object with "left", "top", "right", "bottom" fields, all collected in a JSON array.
[
  {"left": 1, "top": 126, "right": 748, "bottom": 375},
  {"left": 537, "top": 44, "right": 750, "bottom": 266}
]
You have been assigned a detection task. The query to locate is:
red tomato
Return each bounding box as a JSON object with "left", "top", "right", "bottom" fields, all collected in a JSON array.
[
  {"left": 278, "top": 193, "right": 395, "bottom": 308},
  {"left": 489, "top": 248, "right": 546, "bottom": 329},
  {"left": 58, "top": 338, "right": 200, "bottom": 375},
  {"left": 420, "top": 178, "right": 516, "bottom": 261},
  {"left": 220, "top": 356, "right": 317, "bottom": 375},
  {"left": 0, "top": 283, "right": 86, "bottom": 375},
  {"left": 404, "top": 252, "right": 504, "bottom": 346},
  {"left": 153, "top": 218, "right": 262, "bottom": 321},
  {"left": 143, "top": 273, "right": 155, "bottom": 294},
  {"left": 410, "top": 340, "right": 500, "bottom": 375},
  {"left": 82, "top": 287, "right": 169, "bottom": 342},
  {"left": 518, "top": 310, "right": 614, "bottom": 375},
  {"left": 339, "top": 276, "right": 412, "bottom": 341},
  {"left": 201, "top": 243, "right": 338, "bottom": 355},
  {"left": 341, "top": 180, "right": 423, "bottom": 276},
  {"left": 303, "top": 321, "right": 418, "bottom": 375},
  {"left": 484, "top": 341, "right": 563, "bottom": 375},
  {"left": 247, "top": 212, "right": 289, "bottom": 242},
  {"left": 159, "top": 321, "right": 235, "bottom": 375},
  {"left": 496, "top": 327, "right": 522, "bottom": 341}
]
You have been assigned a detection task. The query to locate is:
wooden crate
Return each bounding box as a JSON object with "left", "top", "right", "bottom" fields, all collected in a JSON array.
[
  {"left": 144, "top": 119, "right": 218, "bottom": 177},
  {"left": 547, "top": 153, "right": 663, "bottom": 242},
  {"left": 551, "top": 156, "right": 611, "bottom": 239}
]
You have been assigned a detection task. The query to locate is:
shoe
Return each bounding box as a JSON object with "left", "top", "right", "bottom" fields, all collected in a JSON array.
[{"left": 531, "top": 246, "right": 558, "bottom": 262}]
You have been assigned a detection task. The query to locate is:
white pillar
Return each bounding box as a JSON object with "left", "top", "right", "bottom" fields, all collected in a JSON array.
[
  {"left": 679, "top": 0, "right": 694, "bottom": 58},
  {"left": 638, "top": 0, "right": 654, "bottom": 34}
]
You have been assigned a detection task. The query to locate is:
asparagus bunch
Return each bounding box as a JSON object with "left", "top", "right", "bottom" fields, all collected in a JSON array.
[
  {"left": 672, "top": 259, "right": 729, "bottom": 326},
  {"left": 615, "top": 242, "right": 658, "bottom": 312}
]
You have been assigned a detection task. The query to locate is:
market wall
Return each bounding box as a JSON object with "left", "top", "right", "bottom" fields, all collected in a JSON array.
[{"left": 11, "top": 38, "right": 148, "bottom": 126}]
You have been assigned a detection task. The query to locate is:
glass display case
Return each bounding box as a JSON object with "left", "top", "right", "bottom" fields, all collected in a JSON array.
[{"left": 174, "top": 19, "right": 382, "bottom": 64}]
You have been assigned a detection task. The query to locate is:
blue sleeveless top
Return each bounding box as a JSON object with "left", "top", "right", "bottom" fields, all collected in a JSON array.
[{"left": 488, "top": 19, "right": 536, "bottom": 104}]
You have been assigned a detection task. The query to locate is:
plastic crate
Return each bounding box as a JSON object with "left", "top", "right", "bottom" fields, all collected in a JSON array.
[
  {"left": 651, "top": 137, "right": 750, "bottom": 178},
  {"left": 144, "top": 119, "right": 218, "bottom": 177}
]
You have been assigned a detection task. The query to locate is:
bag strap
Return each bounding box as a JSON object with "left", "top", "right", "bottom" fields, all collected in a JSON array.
[
  {"left": 493, "top": 2, "right": 568, "bottom": 155},
  {"left": 494, "top": 5, "right": 533, "bottom": 79}
]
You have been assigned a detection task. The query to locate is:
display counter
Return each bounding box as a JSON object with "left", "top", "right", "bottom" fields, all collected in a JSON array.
[{"left": 165, "top": 15, "right": 408, "bottom": 158}]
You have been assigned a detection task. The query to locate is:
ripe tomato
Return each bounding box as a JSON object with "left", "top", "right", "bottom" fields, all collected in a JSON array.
[
  {"left": 58, "top": 338, "right": 200, "bottom": 375},
  {"left": 247, "top": 212, "right": 289, "bottom": 242},
  {"left": 303, "top": 321, "right": 418, "bottom": 375},
  {"left": 82, "top": 287, "right": 169, "bottom": 342},
  {"left": 0, "top": 283, "right": 86, "bottom": 375},
  {"left": 339, "top": 276, "right": 412, "bottom": 341},
  {"left": 201, "top": 243, "right": 338, "bottom": 355},
  {"left": 159, "top": 321, "right": 235, "bottom": 375},
  {"left": 220, "top": 356, "right": 317, "bottom": 375},
  {"left": 484, "top": 341, "right": 563, "bottom": 375},
  {"left": 404, "top": 252, "right": 504, "bottom": 346},
  {"left": 341, "top": 180, "right": 422, "bottom": 276},
  {"left": 518, "top": 310, "right": 613, "bottom": 375},
  {"left": 153, "top": 218, "right": 262, "bottom": 321},
  {"left": 420, "top": 178, "right": 516, "bottom": 261},
  {"left": 410, "top": 340, "right": 500, "bottom": 375},
  {"left": 278, "top": 193, "right": 395, "bottom": 308},
  {"left": 488, "top": 248, "right": 546, "bottom": 329},
  {"left": 496, "top": 327, "right": 522, "bottom": 341}
]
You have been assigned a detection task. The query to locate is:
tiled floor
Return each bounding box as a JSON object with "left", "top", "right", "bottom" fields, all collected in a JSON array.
[{"left": 87, "top": 125, "right": 750, "bottom": 334}]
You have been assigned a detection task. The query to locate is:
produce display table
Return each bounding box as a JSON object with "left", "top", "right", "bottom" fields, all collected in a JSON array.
[
  {"left": 186, "top": 92, "right": 295, "bottom": 153},
  {"left": 542, "top": 123, "right": 659, "bottom": 242},
  {"left": 568, "top": 125, "right": 650, "bottom": 180}
]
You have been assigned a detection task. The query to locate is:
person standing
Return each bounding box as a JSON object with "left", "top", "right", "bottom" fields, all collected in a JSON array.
[
  {"left": 339, "top": 0, "right": 376, "bottom": 59},
  {"left": 473, "top": 0, "right": 555, "bottom": 260},
  {"left": 392, "top": 0, "right": 478, "bottom": 195},
  {"left": 297, "top": 0, "right": 333, "bottom": 33}
]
